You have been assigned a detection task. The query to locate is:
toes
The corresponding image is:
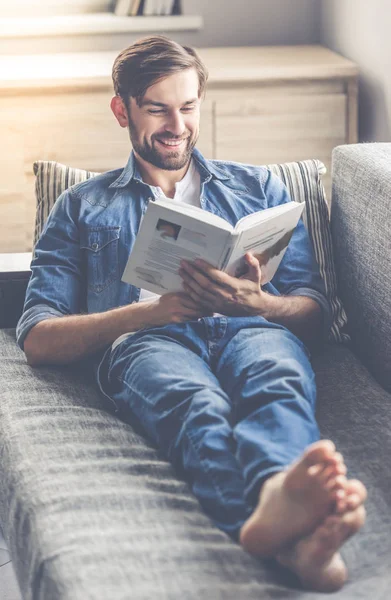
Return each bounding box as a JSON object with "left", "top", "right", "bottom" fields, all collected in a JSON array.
[
  {"left": 308, "top": 463, "right": 324, "bottom": 477},
  {"left": 325, "top": 474, "right": 347, "bottom": 492},
  {"left": 318, "top": 462, "right": 347, "bottom": 485},
  {"left": 346, "top": 479, "right": 368, "bottom": 504},
  {"left": 346, "top": 494, "right": 361, "bottom": 511},
  {"left": 303, "top": 440, "right": 336, "bottom": 467},
  {"left": 325, "top": 505, "right": 366, "bottom": 541},
  {"left": 334, "top": 493, "right": 348, "bottom": 515},
  {"left": 332, "top": 453, "right": 347, "bottom": 474},
  {"left": 343, "top": 505, "right": 366, "bottom": 535},
  {"left": 326, "top": 476, "right": 348, "bottom": 514},
  {"left": 329, "top": 477, "right": 367, "bottom": 514}
]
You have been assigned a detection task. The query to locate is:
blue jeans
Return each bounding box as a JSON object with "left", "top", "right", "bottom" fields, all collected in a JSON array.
[{"left": 96, "top": 316, "right": 319, "bottom": 540}]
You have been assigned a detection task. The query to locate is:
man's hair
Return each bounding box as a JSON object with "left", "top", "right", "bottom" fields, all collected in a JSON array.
[{"left": 112, "top": 35, "right": 208, "bottom": 109}]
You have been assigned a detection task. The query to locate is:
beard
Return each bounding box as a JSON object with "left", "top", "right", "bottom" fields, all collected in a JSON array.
[{"left": 127, "top": 112, "right": 197, "bottom": 171}]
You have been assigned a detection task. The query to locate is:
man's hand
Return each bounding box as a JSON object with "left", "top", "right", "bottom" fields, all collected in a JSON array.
[
  {"left": 148, "top": 291, "right": 213, "bottom": 326},
  {"left": 179, "top": 253, "right": 269, "bottom": 317},
  {"left": 178, "top": 254, "right": 324, "bottom": 348}
]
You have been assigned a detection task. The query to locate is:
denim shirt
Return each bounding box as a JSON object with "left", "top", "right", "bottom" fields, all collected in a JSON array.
[{"left": 16, "top": 147, "right": 330, "bottom": 351}]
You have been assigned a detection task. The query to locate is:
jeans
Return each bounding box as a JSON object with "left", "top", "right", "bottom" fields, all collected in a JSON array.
[{"left": 96, "top": 316, "right": 319, "bottom": 540}]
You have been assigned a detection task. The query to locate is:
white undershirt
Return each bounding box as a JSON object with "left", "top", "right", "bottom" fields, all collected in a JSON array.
[{"left": 112, "top": 159, "right": 201, "bottom": 352}]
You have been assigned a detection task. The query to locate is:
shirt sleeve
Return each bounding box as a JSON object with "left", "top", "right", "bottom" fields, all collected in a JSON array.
[
  {"left": 261, "top": 169, "right": 332, "bottom": 339},
  {"left": 16, "top": 188, "right": 84, "bottom": 351}
]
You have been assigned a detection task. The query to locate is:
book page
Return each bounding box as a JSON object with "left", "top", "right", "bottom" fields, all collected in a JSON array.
[
  {"left": 153, "top": 197, "right": 233, "bottom": 230},
  {"left": 226, "top": 203, "right": 304, "bottom": 284},
  {"left": 234, "top": 201, "right": 302, "bottom": 232},
  {"left": 121, "top": 200, "right": 233, "bottom": 295}
]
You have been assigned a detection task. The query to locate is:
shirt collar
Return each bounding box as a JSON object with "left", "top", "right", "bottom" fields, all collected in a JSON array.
[{"left": 109, "top": 147, "right": 230, "bottom": 189}]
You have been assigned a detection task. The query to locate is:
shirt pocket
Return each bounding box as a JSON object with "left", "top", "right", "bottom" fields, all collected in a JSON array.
[{"left": 80, "top": 226, "right": 121, "bottom": 293}]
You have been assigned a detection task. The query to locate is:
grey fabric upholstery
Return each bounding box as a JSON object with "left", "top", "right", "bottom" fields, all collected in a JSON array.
[
  {"left": 331, "top": 144, "right": 391, "bottom": 392},
  {"left": 1, "top": 143, "right": 391, "bottom": 598},
  {"left": 1, "top": 328, "right": 390, "bottom": 600}
]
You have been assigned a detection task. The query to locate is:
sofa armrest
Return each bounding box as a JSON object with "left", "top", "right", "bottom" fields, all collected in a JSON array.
[
  {"left": 331, "top": 143, "right": 391, "bottom": 392},
  {"left": 0, "top": 253, "right": 31, "bottom": 329}
]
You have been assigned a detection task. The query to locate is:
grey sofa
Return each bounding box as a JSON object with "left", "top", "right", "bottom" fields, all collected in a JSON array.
[{"left": 1, "top": 143, "right": 391, "bottom": 599}]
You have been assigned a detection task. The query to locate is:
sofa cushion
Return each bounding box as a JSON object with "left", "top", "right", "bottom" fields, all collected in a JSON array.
[
  {"left": 33, "top": 159, "right": 348, "bottom": 343},
  {"left": 331, "top": 143, "right": 391, "bottom": 392},
  {"left": 1, "top": 328, "right": 390, "bottom": 599},
  {"left": 33, "top": 161, "right": 98, "bottom": 247}
]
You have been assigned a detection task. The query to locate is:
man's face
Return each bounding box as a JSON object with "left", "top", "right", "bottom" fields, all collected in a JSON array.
[{"left": 125, "top": 68, "right": 201, "bottom": 171}]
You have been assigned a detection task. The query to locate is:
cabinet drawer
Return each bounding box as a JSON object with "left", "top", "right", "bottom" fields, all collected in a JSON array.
[
  {"left": 214, "top": 91, "right": 346, "bottom": 201},
  {"left": 215, "top": 93, "right": 346, "bottom": 146}
]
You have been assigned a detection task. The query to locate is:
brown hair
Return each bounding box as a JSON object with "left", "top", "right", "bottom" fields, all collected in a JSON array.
[{"left": 112, "top": 35, "right": 208, "bottom": 109}]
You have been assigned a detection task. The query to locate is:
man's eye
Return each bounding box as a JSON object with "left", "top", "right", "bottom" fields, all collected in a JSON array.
[
  {"left": 181, "top": 106, "right": 195, "bottom": 112},
  {"left": 148, "top": 110, "right": 165, "bottom": 115}
]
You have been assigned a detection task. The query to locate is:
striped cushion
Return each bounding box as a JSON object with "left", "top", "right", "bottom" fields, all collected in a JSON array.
[
  {"left": 33, "top": 161, "right": 99, "bottom": 247},
  {"left": 33, "top": 159, "right": 348, "bottom": 343},
  {"left": 268, "top": 160, "right": 348, "bottom": 344}
]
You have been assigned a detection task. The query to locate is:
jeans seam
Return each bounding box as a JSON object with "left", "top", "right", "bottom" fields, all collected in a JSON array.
[
  {"left": 185, "top": 426, "right": 240, "bottom": 508},
  {"left": 115, "top": 375, "right": 140, "bottom": 401}
]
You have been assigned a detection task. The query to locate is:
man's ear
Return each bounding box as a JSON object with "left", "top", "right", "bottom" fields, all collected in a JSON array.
[{"left": 110, "top": 95, "right": 129, "bottom": 128}]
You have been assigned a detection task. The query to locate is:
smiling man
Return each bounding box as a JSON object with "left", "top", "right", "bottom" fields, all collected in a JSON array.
[{"left": 17, "top": 36, "right": 366, "bottom": 592}]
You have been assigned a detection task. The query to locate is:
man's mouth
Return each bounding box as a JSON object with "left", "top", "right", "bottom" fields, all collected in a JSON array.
[{"left": 155, "top": 137, "right": 187, "bottom": 148}]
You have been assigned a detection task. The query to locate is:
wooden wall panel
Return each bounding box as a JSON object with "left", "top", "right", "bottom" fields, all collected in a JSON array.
[{"left": 0, "top": 93, "right": 213, "bottom": 252}]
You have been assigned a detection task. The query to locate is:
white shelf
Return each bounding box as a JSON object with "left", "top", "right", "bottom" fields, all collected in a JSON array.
[
  {"left": 0, "top": 14, "right": 203, "bottom": 38},
  {"left": 0, "top": 47, "right": 359, "bottom": 94}
]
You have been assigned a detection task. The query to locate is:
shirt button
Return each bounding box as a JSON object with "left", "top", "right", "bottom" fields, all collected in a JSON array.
[{"left": 92, "top": 242, "right": 99, "bottom": 250}]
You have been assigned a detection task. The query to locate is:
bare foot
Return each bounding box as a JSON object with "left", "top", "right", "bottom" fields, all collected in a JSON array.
[
  {"left": 239, "top": 440, "right": 347, "bottom": 557},
  {"left": 276, "top": 480, "right": 367, "bottom": 592}
]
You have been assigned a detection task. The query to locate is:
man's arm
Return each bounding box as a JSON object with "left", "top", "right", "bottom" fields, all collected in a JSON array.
[
  {"left": 18, "top": 187, "right": 208, "bottom": 367},
  {"left": 23, "top": 292, "right": 206, "bottom": 367},
  {"left": 250, "top": 287, "right": 322, "bottom": 348}
]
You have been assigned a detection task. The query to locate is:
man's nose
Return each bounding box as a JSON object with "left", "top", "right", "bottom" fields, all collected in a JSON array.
[{"left": 164, "top": 111, "right": 186, "bottom": 137}]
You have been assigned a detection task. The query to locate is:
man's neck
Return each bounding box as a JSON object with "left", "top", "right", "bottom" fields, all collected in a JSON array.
[{"left": 134, "top": 153, "right": 191, "bottom": 199}]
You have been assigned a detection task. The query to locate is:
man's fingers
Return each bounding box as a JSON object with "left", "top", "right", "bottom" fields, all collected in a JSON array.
[
  {"left": 181, "top": 259, "right": 236, "bottom": 292},
  {"left": 181, "top": 273, "right": 218, "bottom": 303},
  {"left": 179, "top": 263, "right": 219, "bottom": 293},
  {"left": 177, "top": 292, "right": 201, "bottom": 309},
  {"left": 182, "top": 282, "right": 215, "bottom": 310},
  {"left": 177, "top": 291, "right": 211, "bottom": 312}
]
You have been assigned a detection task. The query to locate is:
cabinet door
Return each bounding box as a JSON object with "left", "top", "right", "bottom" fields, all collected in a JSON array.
[{"left": 213, "top": 82, "right": 347, "bottom": 201}]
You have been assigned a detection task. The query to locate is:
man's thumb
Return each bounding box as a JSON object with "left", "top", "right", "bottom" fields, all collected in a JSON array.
[{"left": 242, "top": 252, "right": 261, "bottom": 282}]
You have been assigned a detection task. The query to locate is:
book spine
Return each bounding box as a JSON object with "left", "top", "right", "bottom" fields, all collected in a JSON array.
[
  {"left": 114, "top": 0, "right": 129, "bottom": 16},
  {"left": 165, "top": 0, "right": 175, "bottom": 14},
  {"left": 172, "top": 0, "right": 181, "bottom": 15},
  {"left": 130, "top": 0, "right": 141, "bottom": 15},
  {"left": 144, "top": 0, "right": 155, "bottom": 15},
  {"left": 137, "top": 0, "right": 145, "bottom": 15}
]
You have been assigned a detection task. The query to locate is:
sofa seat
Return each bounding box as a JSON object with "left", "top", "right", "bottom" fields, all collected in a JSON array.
[{"left": 1, "top": 327, "right": 390, "bottom": 599}]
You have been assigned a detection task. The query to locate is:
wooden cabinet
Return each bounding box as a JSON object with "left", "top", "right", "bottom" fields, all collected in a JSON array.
[{"left": 0, "top": 45, "right": 358, "bottom": 252}]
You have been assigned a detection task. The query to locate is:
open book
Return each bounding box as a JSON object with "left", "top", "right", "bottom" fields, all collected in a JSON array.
[{"left": 121, "top": 197, "right": 304, "bottom": 294}]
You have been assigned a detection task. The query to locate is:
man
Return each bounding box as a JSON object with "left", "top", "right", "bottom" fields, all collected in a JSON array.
[{"left": 17, "top": 36, "right": 366, "bottom": 592}]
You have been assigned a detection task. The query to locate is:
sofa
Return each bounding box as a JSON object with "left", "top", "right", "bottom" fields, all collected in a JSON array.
[{"left": 1, "top": 143, "right": 390, "bottom": 599}]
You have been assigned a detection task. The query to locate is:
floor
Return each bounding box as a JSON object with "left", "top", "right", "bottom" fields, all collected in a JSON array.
[{"left": 0, "top": 526, "right": 22, "bottom": 600}]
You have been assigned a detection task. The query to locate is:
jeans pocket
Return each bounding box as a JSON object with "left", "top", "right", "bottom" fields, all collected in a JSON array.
[{"left": 81, "top": 226, "right": 121, "bottom": 293}]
